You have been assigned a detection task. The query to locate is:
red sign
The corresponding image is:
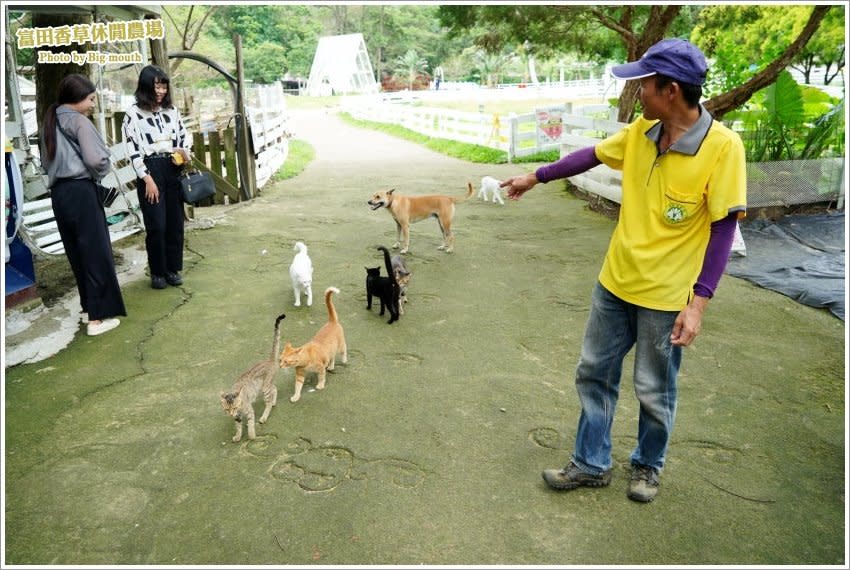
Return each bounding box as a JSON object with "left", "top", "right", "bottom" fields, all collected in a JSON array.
[{"left": 536, "top": 108, "right": 563, "bottom": 143}]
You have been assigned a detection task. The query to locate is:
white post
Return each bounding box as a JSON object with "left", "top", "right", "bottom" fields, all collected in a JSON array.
[{"left": 508, "top": 113, "right": 518, "bottom": 163}]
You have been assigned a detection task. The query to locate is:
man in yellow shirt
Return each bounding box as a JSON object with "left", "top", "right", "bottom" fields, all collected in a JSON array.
[{"left": 501, "top": 38, "right": 747, "bottom": 502}]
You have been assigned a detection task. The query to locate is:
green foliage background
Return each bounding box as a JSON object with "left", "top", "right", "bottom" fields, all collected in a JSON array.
[{"left": 6, "top": 5, "right": 844, "bottom": 161}]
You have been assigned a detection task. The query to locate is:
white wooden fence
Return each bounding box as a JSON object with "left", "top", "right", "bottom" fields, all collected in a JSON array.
[
  {"left": 245, "top": 83, "right": 291, "bottom": 189},
  {"left": 343, "top": 95, "right": 845, "bottom": 209},
  {"left": 341, "top": 95, "right": 619, "bottom": 162},
  {"left": 558, "top": 114, "right": 625, "bottom": 203},
  {"left": 13, "top": 84, "right": 291, "bottom": 258},
  {"left": 180, "top": 82, "right": 291, "bottom": 191}
]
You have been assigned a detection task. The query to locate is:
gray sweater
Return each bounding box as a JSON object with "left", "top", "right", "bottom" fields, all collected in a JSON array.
[{"left": 42, "top": 106, "right": 111, "bottom": 189}]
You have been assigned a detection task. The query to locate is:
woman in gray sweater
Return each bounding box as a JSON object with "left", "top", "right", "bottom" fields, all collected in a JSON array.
[{"left": 40, "top": 73, "right": 126, "bottom": 336}]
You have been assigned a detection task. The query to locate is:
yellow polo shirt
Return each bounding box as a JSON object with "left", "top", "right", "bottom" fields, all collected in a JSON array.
[{"left": 594, "top": 106, "right": 747, "bottom": 311}]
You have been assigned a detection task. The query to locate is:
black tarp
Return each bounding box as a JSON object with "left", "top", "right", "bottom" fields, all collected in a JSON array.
[{"left": 725, "top": 212, "right": 845, "bottom": 320}]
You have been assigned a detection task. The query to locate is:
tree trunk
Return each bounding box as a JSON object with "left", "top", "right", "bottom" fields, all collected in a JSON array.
[
  {"left": 704, "top": 5, "right": 830, "bottom": 121},
  {"left": 791, "top": 54, "right": 817, "bottom": 85},
  {"left": 823, "top": 45, "right": 844, "bottom": 85},
  {"left": 332, "top": 5, "right": 348, "bottom": 34},
  {"left": 148, "top": 15, "right": 170, "bottom": 74},
  {"left": 34, "top": 13, "right": 91, "bottom": 137},
  {"left": 168, "top": 6, "right": 217, "bottom": 75},
  {"left": 591, "top": 5, "right": 682, "bottom": 122},
  {"left": 824, "top": 61, "right": 844, "bottom": 85},
  {"left": 617, "top": 81, "right": 641, "bottom": 123},
  {"left": 375, "top": 5, "right": 384, "bottom": 84}
]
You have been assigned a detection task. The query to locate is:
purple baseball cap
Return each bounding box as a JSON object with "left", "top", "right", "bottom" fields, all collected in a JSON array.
[{"left": 610, "top": 38, "right": 707, "bottom": 86}]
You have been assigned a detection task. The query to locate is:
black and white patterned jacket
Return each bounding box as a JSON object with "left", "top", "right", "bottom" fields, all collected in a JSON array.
[{"left": 121, "top": 103, "right": 191, "bottom": 179}]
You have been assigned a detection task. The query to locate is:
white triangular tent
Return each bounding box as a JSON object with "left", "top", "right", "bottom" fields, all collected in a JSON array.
[{"left": 305, "top": 33, "right": 378, "bottom": 96}]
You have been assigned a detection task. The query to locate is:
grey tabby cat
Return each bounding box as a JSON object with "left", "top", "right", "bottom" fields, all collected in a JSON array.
[
  {"left": 220, "top": 313, "right": 286, "bottom": 442},
  {"left": 391, "top": 254, "right": 411, "bottom": 314}
]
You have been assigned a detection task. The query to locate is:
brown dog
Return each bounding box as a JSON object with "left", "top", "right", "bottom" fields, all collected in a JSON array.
[{"left": 367, "top": 183, "right": 474, "bottom": 254}]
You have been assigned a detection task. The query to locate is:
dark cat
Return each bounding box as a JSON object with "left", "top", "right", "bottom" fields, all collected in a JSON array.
[
  {"left": 365, "top": 246, "right": 400, "bottom": 324},
  {"left": 391, "top": 253, "right": 411, "bottom": 314}
]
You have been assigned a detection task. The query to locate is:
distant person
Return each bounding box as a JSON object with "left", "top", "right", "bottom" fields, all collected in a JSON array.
[
  {"left": 122, "top": 65, "right": 191, "bottom": 290},
  {"left": 500, "top": 38, "right": 747, "bottom": 503},
  {"left": 40, "top": 73, "right": 126, "bottom": 336},
  {"left": 434, "top": 65, "right": 444, "bottom": 90}
]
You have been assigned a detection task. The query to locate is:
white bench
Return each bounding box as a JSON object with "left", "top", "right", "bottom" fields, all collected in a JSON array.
[{"left": 19, "top": 141, "right": 143, "bottom": 256}]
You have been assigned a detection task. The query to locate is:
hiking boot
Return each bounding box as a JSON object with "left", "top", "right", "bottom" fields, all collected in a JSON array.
[
  {"left": 627, "top": 464, "right": 660, "bottom": 503},
  {"left": 151, "top": 275, "right": 167, "bottom": 289},
  {"left": 542, "top": 462, "right": 612, "bottom": 490},
  {"left": 165, "top": 271, "right": 183, "bottom": 286}
]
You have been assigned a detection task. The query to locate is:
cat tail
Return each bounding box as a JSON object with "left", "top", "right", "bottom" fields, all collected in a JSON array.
[
  {"left": 294, "top": 241, "right": 307, "bottom": 254},
  {"left": 377, "top": 246, "right": 397, "bottom": 286},
  {"left": 271, "top": 313, "right": 286, "bottom": 359},
  {"left": 324, "top": 287, "right": 340, "bottom": 324},
  {"left": 454, "top": 183, "right": 475, "bottom": 204}
]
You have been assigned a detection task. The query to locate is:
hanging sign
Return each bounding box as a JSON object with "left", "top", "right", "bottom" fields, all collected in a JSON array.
[{"left": 536, "top": 107, "right": 564, "bottom": 144}]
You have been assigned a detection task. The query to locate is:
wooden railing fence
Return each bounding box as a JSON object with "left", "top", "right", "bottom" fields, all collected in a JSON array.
[
  {"left": 343, "top": 95, "right": 845, "bottom": 209},
  {"left": 341, "top": 95, "right": 617, "bottom": 162},
  {"left": 100, "top": 110, "right": 240, "bottom": 206}
]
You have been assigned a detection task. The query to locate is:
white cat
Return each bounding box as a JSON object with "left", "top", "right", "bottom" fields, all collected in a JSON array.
[
  {"left": 289, "top": 241, "right": 313, "bottom": 307},
  {"left": 478, "top": 176, "right": 505, "bottom": 205}
]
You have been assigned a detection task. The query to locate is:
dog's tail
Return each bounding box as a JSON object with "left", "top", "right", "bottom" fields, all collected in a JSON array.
[
  {"left": 293, "top": 241, "right": 307, "bottom": 254},
  {"left": 324, "top": 287, "right": 340, "bottom": 324},
  {"left": 455, "top": 183, "right": 475, "bottom": 204}
]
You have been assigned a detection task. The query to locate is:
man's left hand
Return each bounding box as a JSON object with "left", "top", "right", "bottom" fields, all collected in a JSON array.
[{"left": 670, "top": 295, "right": 709, "bottom": 347}]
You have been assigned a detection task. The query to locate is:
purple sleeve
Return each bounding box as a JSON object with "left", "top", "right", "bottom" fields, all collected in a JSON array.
[
  {"left": 535, "top": 146, "right": 601, "bottom": 183},
  {"left": 693, "top": 214, "right": 739, "bottom": 299}
]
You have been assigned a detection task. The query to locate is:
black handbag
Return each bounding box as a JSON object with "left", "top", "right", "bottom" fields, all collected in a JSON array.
[
  {"left": 55, "top": 120, "right": 119, "bottom": 207},
  {"left": 180, "top": 169, "right": 216, "bottom": 204},
  {"left": 96, "top": 183, "right": 120, "bottom": 208}
]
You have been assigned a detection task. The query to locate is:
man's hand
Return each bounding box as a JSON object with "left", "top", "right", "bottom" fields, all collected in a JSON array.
[
  {"left": 670, "top": 295, "right": 709, "bottom": 347},
  {"left": 500, "top": 173, "right": 538, "bottom": 200}
]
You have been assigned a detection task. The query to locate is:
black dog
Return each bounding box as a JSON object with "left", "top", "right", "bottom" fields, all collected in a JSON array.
[{"left": 365, "top": 246, "right": 400, "bottom": 324}]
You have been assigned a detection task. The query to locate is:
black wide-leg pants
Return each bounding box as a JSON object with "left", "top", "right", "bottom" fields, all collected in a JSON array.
[
  {"left": 50, "top": 178, "right": 127, "bottom": 320},
  {"left": 136, "top": 157, "right": 184, "bottom": 278}
]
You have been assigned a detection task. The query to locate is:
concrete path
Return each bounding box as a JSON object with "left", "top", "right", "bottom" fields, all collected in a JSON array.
[{"left": 3, "top": 109, "right": 845, "bottom": 565}]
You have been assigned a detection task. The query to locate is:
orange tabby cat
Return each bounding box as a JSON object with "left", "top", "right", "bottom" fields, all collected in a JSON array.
[{"left": 280, "top": 287, "right": 348, "bottom": 402}]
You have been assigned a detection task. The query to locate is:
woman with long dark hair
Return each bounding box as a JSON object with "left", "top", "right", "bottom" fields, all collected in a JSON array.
[
  {"left": 41, "top": 73, "right": 126, "bottom": 336},
  {"left": 122, "top": 65, "right": 192, "bottom": 290}
]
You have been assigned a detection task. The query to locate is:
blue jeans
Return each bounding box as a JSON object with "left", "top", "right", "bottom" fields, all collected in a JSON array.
[{"left": 571, "top": 282, "right": 682, "bottom": 474}]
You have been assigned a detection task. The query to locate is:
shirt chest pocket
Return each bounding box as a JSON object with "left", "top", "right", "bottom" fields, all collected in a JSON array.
[{"left": 661, "top": 187, "right": 703, "bottom": 226}]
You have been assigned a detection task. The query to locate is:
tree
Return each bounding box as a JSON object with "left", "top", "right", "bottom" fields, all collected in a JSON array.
[
  {"left": 584, "top": 6, "right": 683, "bottom": 121},
  {"left": 438, "top": 5, "right": 835, "bottom": 122},
  {"left": 358, "top": 5, "right": 456, "bottom": 85},
  {"left": 32, "top": 12, "right": 90, "bottom": 135},
  {"left": 692, "top": 5, "right": 842, "bottom": 90},
  {"left": 395, "top": 49, "right": 428, "bottom": 90},
  {"left": 793, "top": 6, "right": 845, "bottom": 85},
  {"left": 702, "top": 6, "right": 832, "bottom": 120},
  {"left": 438, "top": 5, "right": 685, "bottom": 121},
  {"left": 161, "top": 5, "right": 219, "bottom": 74},
  {"left": 211, "top": 5, "right": 323, "bottom": 78},
  {"left": 244, "top": 42, "right": 289, "bottom": 84},
  {"left": 470, "top": 49, "right": 515, "bottom": 87}
]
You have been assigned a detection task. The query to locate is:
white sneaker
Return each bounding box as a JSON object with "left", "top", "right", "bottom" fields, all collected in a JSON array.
[
  {"left": 87, "top": 318, "right": 120, "bottom": 336},
  {"left": 81, "top": 312, "right": 89, "bottom": 324}
]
